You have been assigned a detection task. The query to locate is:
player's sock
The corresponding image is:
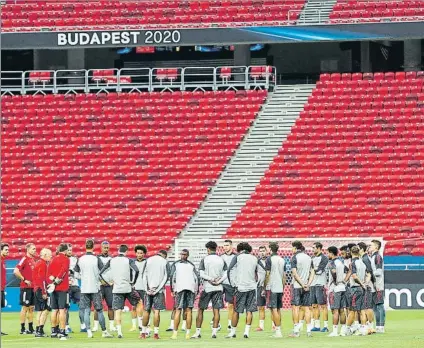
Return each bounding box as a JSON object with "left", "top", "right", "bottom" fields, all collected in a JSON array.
[
  {"left": 132, "top": 318, "right": 137, "bottom": 328},
  {"left": 81, "top": 323, "right": 86, "bottom": 330},
  {"left": 353, "top": 320, "right": 359, "bottom": 331},
  {"left": 333, "top": 325, "right": 338, "bottom": 333},
  {"left": 138, "top": 317, "right": 143, "bottom": 328},
  {"left": 314, "top": 319, "right": 320, "bottom": 329},
  {"left": 244, "top": 325, "right": 251, "bottom": 337},
  {"left": 275, "top": 326, "right": 281, "bottom": 334},
  {"left": 231, "top": 326, "right": 236, "bottom": 336},
  {"left": 341, "top": 325, "right": 347, "bottom": 335},
  {"left": 228, "top": 320, "right": 232, "bottom": 328},
  {"left": 186, "top": 329, "right": 190, "bottom": 336},
  {"left": 196, "top": 328, "right": 201, "bottom": 336},
  {"left": 323, "top": 321, "right": 328, "bottom": 329},
  {"left": 307, "top": 323, "right": 313, "bottom": 333},
  {"left": 212, "top": 327, "right": 218, "bottom": 336},
  {"left": 293, "top": 324, "right": 300, "bottom": 333},
  {"left": 117, "top": 325, "right": 122, "bottom": 337},
  {"left": 21, "top": 323, "right": 25, "bottom": 331},
  {"left": 181, "top": 320, "right": 187, "bottom": 330},
  {"left": 154, "top": 327, "right": 159, "bottom": 335},
  {"left": 360, "top": 325, "right": 367, "bottom": 335},
  {"left": 259, "top": 319, "right": 265, "bottom": 330},
  {"left": 169, "top": 320, "right": 174, "bottom": 330},
  {"left": 93, "top": 321, "right": 99, "bottom": 330},
  {"left": 29, "top": 323, "right": 34, "bottom": 332},
  {"left": 299, "top": 320, "right": 305, "bottom": 331}
]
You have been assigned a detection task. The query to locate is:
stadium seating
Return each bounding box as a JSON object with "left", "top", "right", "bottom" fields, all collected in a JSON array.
[
  {"left": 1, "top": 0, "right": 305, "bottom": 32},
  {"left": 330, "top": 0, "right": 424, "bottom": 23},
  {"left": 225, "top": 71, "right": 424, "bottom": 256},
  {"left": 1, "top": 90, "right": 267, "bottom": 258}
]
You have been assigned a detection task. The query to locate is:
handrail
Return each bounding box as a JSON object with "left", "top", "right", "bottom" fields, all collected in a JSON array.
[{"left": 0, "top": 65, "right": 277, "bottom": 95}]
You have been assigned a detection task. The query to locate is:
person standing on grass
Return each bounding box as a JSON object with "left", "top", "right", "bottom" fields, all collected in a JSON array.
[
  {"left": 226, "top": 242, "right": 260, "bottom": 339},
  {"left": 140, "top": 250, "right": 169, "bottom": 340},
  {"left": 14, "top": 243, "right": 37, "bottom": 335},
  {"left": 370, "top": 240, "right": 385, "bottom": 334},
  {"left": 221, "top": 240, "right": 237, "bottom": 331},
  {"left": 100, "top": 244, "right": 140, "bottom": 339},
  {"left": 263, "top": 242, "right": 286, "bottom": 338},
  {"left": 310, "top": 242, "right": 329, "bottom": 333},
  {"left": 75, "top": 239, "right": 113, "bottom": 339},
  {"left": 169, "top": 249, "right": 199, "bottom": 340},
  {"left": 48, "top": 243, "right": 71, "bottom": 340},
  {"left": 132, "top": 245, "right": 147, "bottom": 334},
  {"left": 1, "top": 243, "right": 10, "bottom": 336},
  {"left": 33, "top": 248, "right": 52, "bottom": 338},
  {"left": 95, "top": 241, "right": 116, "bottom": 333},
  {"left": 191, "top": 241, "right": 227, "bottom": 339},
  {"left": 255, "top": 245, "right": 268, "bottom": 332}
]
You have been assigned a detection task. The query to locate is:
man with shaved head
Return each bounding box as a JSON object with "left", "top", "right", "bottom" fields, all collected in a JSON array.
[{"left": 33, "top": 248, "right": 52, "bottom": 337}]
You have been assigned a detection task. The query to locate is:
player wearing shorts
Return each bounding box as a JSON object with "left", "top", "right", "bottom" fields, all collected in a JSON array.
[
  {"left": 1, "top": 243, "right": 10, "bottom": 336},
  {"left": 48, "top": 243, "right": 71, "bottom": 340},
  {"left": 340, "top": 245, "right": 352, "bottom": 326},
  {"left": 346, "top": 246, "right": 368, "bottom": 336},
  {"left": 76, "top": 239, "right": 113, "bottom": 339},
  {"left": 33, "top": 248, "right": 52, "bottom": 338},
  {"left": 327, "top": 246, "right": 347, "bottom": 337},
  {"left": 226, "top": 242, "right": 259, "bottom": 339},
  {"left": 263, "top": 242, "right": 285, "bottom": 338},
  {"left": 289, "top": 241, "right": 313, "bottom": 338},
  {"left": 140, "top": 250, "right": 169, "bottom": 340},
  {"left": 169, "top": 249, "right": 199, "bottom": 340},
  {"left": 310, "top": 242, "right": 329, "bottom": 333},
  {"left": 192, "top": 241, "right": 227, "bottom": 339},
  {"left": 255, "top": 245, "right": 268, "bottom": 332},
  {"left": 370, "top": 240, "right": 385, "bottom": 333},
  {"left": 221, "top": 240, "right": 237, "bottom": 331},
  {"left": 100, "top": 244, "right": 140, "bottom": 339},
  {"left": 65, "top": 245, "right": 85, "bottom": 334},
  {"left": 14, "top": 243, "right": 37, "bottom": 335},
  {"left": 131, "top": 245, "right": 147, "bottom": 333},
  {"left": 358, "top": 242, "right": 376, "bottom": 334},
  {"left": 96, "top": 241, "right": 116, "bottom": 333}
]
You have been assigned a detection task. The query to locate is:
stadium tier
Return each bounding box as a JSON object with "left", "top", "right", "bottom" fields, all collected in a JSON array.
[
  {"left": 0, "top": 0, "right": 304, "bottom": 32},
  {"left": 330, "top": 0, "right": 424, "bottom": 23},
  {"left": 225, "top": 71, "right": 424, "bottom": 256},
  {"left": 1, "top": 89, "right": 268, "bottom": 259}
]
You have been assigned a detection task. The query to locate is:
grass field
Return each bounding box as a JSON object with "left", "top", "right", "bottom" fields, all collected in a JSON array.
[{"left": 1, "top": 310, "right": 424, "bottom": 348}]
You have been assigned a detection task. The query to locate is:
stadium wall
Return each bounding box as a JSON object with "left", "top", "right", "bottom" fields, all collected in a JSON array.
[{"left": 2, "top": 22, "right": 424, "bottom": 50}]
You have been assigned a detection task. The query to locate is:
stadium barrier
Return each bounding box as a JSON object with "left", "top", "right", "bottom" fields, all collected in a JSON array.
[{"left": 0, "top": 66, "right": 276, "bottom": 95}]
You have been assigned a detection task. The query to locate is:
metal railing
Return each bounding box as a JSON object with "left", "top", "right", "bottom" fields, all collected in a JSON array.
[{"left": 0, "top": 65, "right": 277, "bottom": 95}]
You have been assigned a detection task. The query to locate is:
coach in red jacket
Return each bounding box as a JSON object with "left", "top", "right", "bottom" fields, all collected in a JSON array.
[
  {"left": 33, "top": 248, "right": 52, "bottom": 338},
  {"left": 48, "top": 243, "right": 70, "bottom": 340},
  {"left": 14, "top": 243, "right": 37, "bottom": 335},
  {"left": 1, "top": 243, "right": 9, "bottom": 336}
]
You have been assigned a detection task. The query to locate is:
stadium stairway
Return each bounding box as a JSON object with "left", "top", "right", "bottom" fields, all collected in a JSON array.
[
  {"left": 179, "top": 84, "right": 315, "bottom": 239},
  {"left": 297, "top": 0, "right": 337, "bottom": 24}
]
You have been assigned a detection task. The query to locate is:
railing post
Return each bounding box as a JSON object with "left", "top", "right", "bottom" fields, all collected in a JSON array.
[
  {"left": 245, "top": 66, "right": 249, "bottom": 90},
  {"left": 117, "top": 69, "right": 121, "bottom": 93},
  {"left": 149, "top": 69, "right": 153, "bottom": 92},
  {"left": 53, "top": 70, "right": 58, "bottom": 94},
  {"left": 213, "top": 67, "right": 217, "bottom": 91},
  {"left": 84, "top": 70, "right": 89, "bottom": 93},
  {"left": 21, "top": 71, "right": 26, "bottom": 95},
  {"left": 181, "top": 68, "right": 185, "bottom": 91}
]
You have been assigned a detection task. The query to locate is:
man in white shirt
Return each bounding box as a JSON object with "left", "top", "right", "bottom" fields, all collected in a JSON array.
[
  {"left": 264, "top": 242, "right": 286, "bottom": 338},
  {"left": 75, "top": 239, "right": 113, "bottom": 339},
  {"left": 140, "top": 250, "right": 169, "bottom": 340},
  {"left": 169, "top": 249, "right": 199, "bottom": 340}
]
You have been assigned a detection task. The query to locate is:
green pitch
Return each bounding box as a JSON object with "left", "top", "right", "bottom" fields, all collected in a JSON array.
[{"left": 1, "top": 310, "right": 424, "bottom": 348}]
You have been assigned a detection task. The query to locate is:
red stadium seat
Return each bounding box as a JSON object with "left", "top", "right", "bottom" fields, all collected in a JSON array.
[
  {"left": 224, "top": 71, "right": 424, "bottom": 254},
  {"left": 1, "top": 89, "right": 267, "bottom": 256}
]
